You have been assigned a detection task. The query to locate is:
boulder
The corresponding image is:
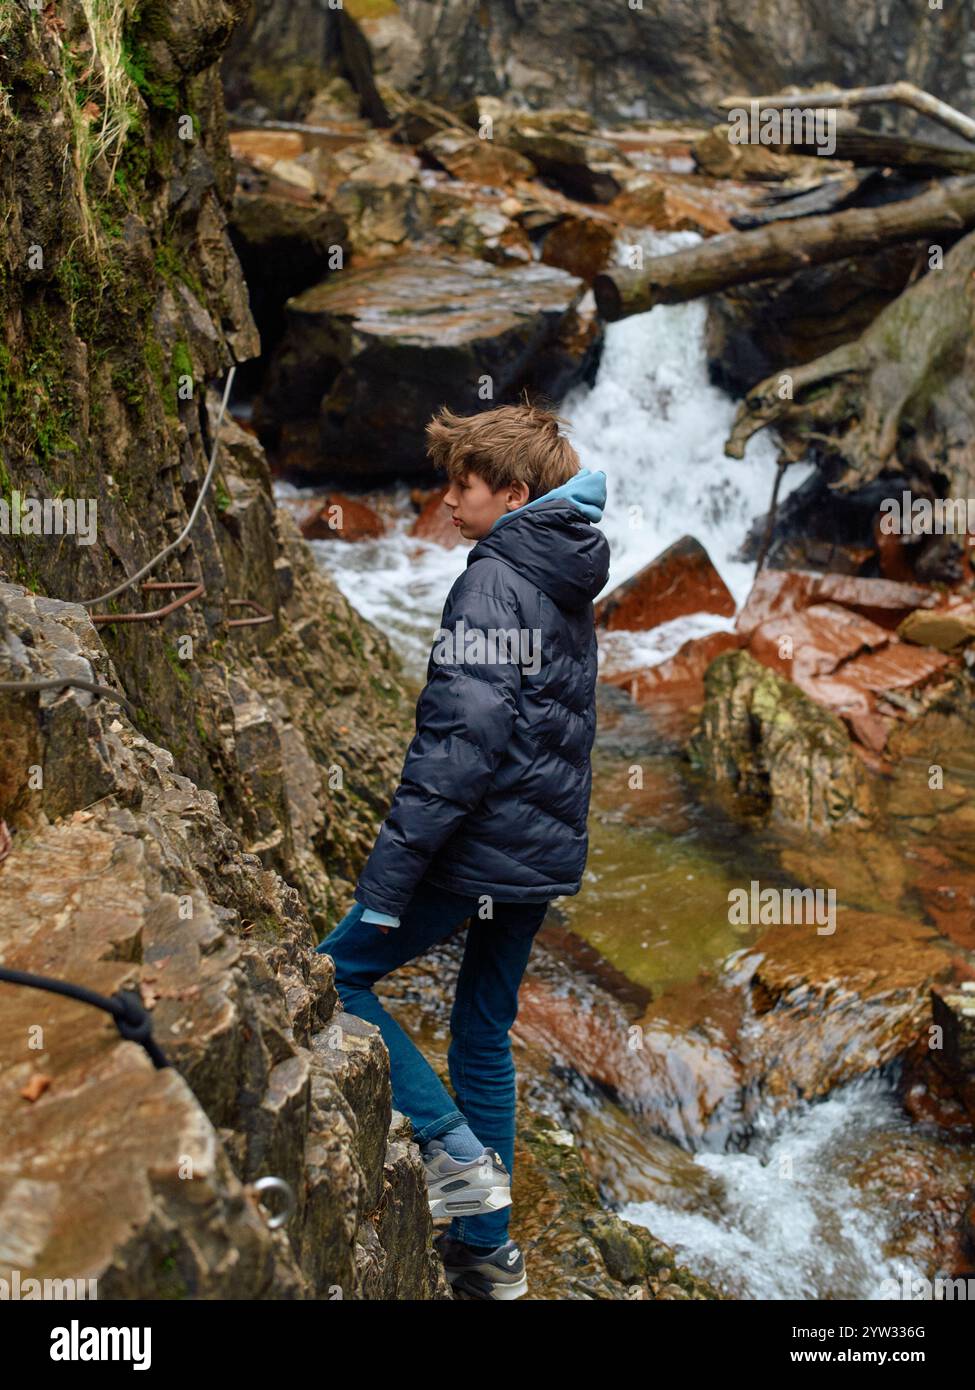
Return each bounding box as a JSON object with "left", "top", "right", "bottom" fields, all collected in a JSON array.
[
  {"left": 410, "top": 487, "right": 465, "bottom": 549},
  {"left": 420, "top": 128, "right": 536, "bottom": 187},
  {"left": 612, "top": 174, "right": 735, "bottom": 236},
  {"left": 898, "top": 603, "right": 975, "bottom": 653},
  {"left": 256, "top": 253, "right": 593, "bottom": 480},
  {"left": 595, "top": 537, "right": 736, "bottom": 632},
  {"left": 540, "top": 214, "right": 617, "bottom": 283},
  {"left": 688, "top": 649, "right": 873, "bottom": 829},
  {"left": 284, "top": 493, "right": 386, "bottom": 542},
  {"left": 743, "top": 909, "right": 952, "bottom": 1104}
]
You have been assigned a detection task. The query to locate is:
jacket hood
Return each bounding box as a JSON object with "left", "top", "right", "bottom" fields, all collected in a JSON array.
[{"left": 467, "top": 467, "right": 611, "bottom": 610}]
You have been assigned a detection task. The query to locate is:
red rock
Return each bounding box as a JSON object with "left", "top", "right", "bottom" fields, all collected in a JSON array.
[
  {"left": 748, "top": 602, "right": 890, "bottom": 682},
  {"left": 813, "top": 574, "right": 938, "bottom": 630},
  {"left": 736, "top": 568, "right": 936, "bottom": 638},
  {"left": 540, "top": 215, "right": 616, "bottom": 282},
  {"left": 735, "top": 570, "right": 819, "bottom": 639},
  {"left": 595, "top": 536, "right": 735, "bottom": 632},
  {"left": 409, "top": 487, "right": 465, "bottom": 549},
  {"left": 873, "top": 517, "right": 918, "bottom": 582},
  {"left": 603, "top": 631, "right": 740, "bottom": 707},
  {"left": 832, "top": 642, "right": 951, "bottom": 693},
  {"left": 287, "top": 492, "right": 385, "bottom": 541}
]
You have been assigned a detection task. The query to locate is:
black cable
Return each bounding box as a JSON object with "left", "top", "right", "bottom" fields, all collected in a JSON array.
[{"left": 0, "top": 967, "right": 171, "bottom": 1070}]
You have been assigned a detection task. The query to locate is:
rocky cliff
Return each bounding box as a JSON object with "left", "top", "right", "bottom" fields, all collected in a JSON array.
[{"left": 222, "top": 0, "right": 975, "bottom": 130}]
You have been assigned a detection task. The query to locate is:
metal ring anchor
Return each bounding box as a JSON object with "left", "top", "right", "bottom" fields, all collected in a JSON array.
[{"left": 250, "top": 1175, "right": 296, "bottom": 1229}]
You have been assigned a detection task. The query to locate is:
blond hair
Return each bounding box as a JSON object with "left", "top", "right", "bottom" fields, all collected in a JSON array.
[{"left": 425, "top": 401, "right": 581, "bottom": 501}]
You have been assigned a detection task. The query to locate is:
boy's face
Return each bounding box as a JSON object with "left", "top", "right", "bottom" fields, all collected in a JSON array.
[{"left": 442, "top": 470, "right": 530, "bottom": 541}]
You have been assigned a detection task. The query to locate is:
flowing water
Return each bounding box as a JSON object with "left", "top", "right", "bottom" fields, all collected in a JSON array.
[{"left": 286, "top": 239, "right": 974, "bottom": 1299}]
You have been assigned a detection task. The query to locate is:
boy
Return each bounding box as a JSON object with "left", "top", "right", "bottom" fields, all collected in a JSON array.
[{"left": 318, "top": 401, "right": 610, "bottom": 1300}]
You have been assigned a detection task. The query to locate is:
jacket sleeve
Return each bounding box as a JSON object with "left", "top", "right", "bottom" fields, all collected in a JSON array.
[{"left": 353, "top": 575, "right": 523, "bottom": 918}]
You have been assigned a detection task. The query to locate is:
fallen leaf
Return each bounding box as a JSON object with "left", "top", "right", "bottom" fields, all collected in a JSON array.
[{"left": 21, "top": 1074, "right": 52, "bottom": 1102}]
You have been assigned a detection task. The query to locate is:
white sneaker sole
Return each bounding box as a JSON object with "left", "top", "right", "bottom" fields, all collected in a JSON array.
[{"left": 428, "top": 1184, "right": 512, "bottom": 1219}]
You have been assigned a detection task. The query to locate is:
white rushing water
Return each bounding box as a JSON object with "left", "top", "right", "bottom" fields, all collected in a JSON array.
[
  {"left": 279, "top": 230, "right": 812, "bottom": 683},
  {"left": 619, "top": 1075, "right": 928, "bottom": 1301}
]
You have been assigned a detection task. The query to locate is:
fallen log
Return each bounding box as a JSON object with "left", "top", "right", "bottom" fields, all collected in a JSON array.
[
  {"left": 594, "top": 175, "right": 975, "bottom": 320},
  {"left": 716, "top": 82, "right": 975, "bottom": 147},
  {"left": 756, "top": 129, "right": 975, "bottom": 176}
]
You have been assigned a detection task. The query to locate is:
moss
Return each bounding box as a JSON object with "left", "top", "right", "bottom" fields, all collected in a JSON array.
[
  {"left": 154, "top": 239, "right": 205, "bottom": 303},
  {"left": 164, "top": 643, "right": 192, "bottom": 689}
]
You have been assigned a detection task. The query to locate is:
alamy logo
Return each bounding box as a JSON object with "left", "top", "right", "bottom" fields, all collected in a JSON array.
[
  {"left": 0, "top": 491, "right": 98, "bottom": 545},
  {"left": 878, "top": 490, "right": 975, "bottom": 538},
  {"left": 50, "top": 1320, "right": 150, "bottom": 1370},
  {"left": 728, "top": 880, "right": 836, "bottom": 935},
  {"left": 727, "top": 101, "right": 837, "bottom": 157},
  {"left": 431, "top": 618, "right": 542, "bottom": 676}
]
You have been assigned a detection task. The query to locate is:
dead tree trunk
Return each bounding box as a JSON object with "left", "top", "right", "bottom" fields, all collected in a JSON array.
[
  {"left": 594, "top": 176, "right": 975, "bottom": 320},
  {"left": 723, "top": 227, "right": 975, "bottom": 505}
]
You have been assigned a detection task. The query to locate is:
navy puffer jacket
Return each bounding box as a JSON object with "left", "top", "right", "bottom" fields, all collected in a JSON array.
[{"left": 353, "top": 468, "right": 611, "bottom": 920}]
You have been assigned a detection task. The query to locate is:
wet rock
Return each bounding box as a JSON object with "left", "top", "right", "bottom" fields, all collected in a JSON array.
[
  {"left": 736, "top": 569, "right": 939, "bottom": 639},
  {"left": 505, "top": 1115, "right": 723, "bottom": 1299},
  {"left": 743, "top": 909, "right": 952, "bottom": 1105},
  {"left": 601, "top": 632, "right": 741, "bottom": 739},
  {"left": 706, "top": 242, "right": 927, "bottom": 396},
  {"left": 596, "top": 537, "right": 736, "bottom": 632},
  {"left": 257, "top": 253, "right": 591, "bottom": 480},
  {"left": 688, "top": 649, "right": 873, "bottom": 829},
  {"left": 285, "top": 493, "right": 386, "bottom": 542},
  {"left": 410, "top": 488, "right": 465, "bottom": 549}
]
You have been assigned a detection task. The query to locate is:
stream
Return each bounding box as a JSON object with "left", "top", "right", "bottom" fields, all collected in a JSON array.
[{"left": 278, "top": 235, "right": 975, "bottom": 1300}]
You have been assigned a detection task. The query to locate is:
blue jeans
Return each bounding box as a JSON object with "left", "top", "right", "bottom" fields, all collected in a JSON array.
[{"left": 317, "top": 880, "right": 549, "bottom": 1247}]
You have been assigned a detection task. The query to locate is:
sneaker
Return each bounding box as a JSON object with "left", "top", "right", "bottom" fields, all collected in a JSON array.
[
  {"left": 421, "top": 1138, "right": 512, "bottom": 1219},
  {"left": 434, "top": 1231, "right": 528, "bottom": 1301}
]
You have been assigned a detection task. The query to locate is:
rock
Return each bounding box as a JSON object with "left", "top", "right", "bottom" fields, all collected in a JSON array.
[
  {"left": 229, "top": 130, "right": 306, "bottom": 167},
  {"left": 540, "top": 214, "right": 617, "bottom": 282},
  {"left": 747, "top": 602, "right": 891, "bottom": 683},
  {"left": 688, "top": 649, "right": 873, "bottom": 829},
  {"left": 693, "top": 124, "right": 845, "bottom": 182},
  {"left": 420, "top": 128, "right": 536, "bottom": 186},
  {"left": 257, "top": 253, "right": 592, "bottom": 480},
  {"left": 595, "top": 537, "right": 736, "bottom": 632},
  {"left": 706, "top": 242, "right": 927, "bottom": 396},
  {"left": 334, "top": 6, "right": 975, "bottom": 129},
  {"left": 426, "top": 189, "right": 534, "bottom": 265},
  {"left": 929, "top": 986, "right": 975, "bottom": 1126},
  {"left": 500, "top": 124, "right": 628, "bottom": 204},
  {"left": 285, "top": 492, "right": 386, "bottom": 542},
  {"left": 742, "top": 910, "right": 952, "bottom": 1105},
  {"left": 410, "top": 487, "right": 465, "bottom": 549},
  {"left": 736, "top": 568, "right": 938, "bottom": 640},
  {"left": 0, "top": 586, "right": 444, "bottom": 1299},
  {"left": 898, "top": 603, "right": 975, "bottom": 653},
  {"left": 611, "top": 174, "right": 734, "bottom": 236},
  {"left": 602, "top": 631, "right": 741, "bottom": 738}
]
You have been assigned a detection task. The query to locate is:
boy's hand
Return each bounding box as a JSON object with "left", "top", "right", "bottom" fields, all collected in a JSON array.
[{"left": 375, "top": 924, "right": 391, "bottom": 935}]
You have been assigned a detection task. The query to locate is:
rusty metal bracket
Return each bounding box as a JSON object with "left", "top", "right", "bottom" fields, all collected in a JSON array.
[
  {"left": 90, "top": 581, "right": 204, "bottom": 626},
  {"left": 225, "top": 599, "right": 274, "bottom": 630}
]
